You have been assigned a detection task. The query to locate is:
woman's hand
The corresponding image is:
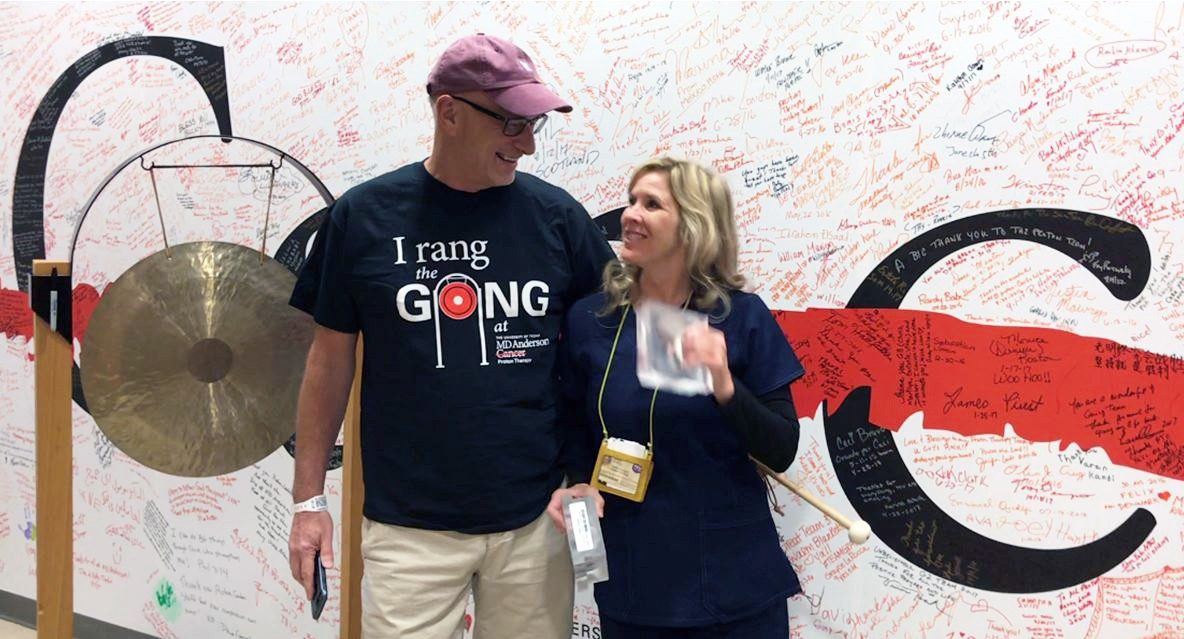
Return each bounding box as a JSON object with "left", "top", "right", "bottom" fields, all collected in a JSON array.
[
  {"left": 680, "top": 323, "right": 735, "bottom": 403},
  {"left": 546, "top": 483, "right": 605, "bottom": 533}
]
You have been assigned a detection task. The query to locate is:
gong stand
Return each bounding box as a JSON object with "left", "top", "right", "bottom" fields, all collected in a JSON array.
[
  {"left": 31, "top": 259, "right": 73, "bottom": 639},
  {"left": 33, "top": 134, "right": 362, "bottom": 639}
]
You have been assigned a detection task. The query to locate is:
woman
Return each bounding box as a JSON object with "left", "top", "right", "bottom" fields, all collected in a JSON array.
[{"left": 548, "top": 157, "right": 805, "bottom": 638}]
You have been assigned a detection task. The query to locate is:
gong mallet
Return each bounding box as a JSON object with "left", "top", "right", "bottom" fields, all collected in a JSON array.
[{"left": 753, "top": 459, "right": 872, "bottom": 545}]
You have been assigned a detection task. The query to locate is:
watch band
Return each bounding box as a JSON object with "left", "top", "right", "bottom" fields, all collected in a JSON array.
[{"left": 294, "top": 494, "right": 328, "bottom": 513}]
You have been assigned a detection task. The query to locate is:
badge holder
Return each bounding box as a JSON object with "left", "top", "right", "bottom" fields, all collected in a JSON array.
[{"left": 591, "top": 438, "right": 653, "bottom": 502}]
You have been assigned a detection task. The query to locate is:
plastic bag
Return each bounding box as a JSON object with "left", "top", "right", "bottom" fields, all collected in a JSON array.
[{"left": 634, "top": 299, "right": 713, "bottom": 396}]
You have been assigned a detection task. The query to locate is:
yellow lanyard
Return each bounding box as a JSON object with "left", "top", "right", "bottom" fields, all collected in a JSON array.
[
  {"left": 595, "top": 296, "right": 691, "bottom": 456},
  {"left": 596, "top": 305, "right": 658, "bottom": 455}
]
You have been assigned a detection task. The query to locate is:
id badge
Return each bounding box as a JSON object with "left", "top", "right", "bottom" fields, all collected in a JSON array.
[{"left": 591, "top": 440, "right": 653, "bottom": 502}]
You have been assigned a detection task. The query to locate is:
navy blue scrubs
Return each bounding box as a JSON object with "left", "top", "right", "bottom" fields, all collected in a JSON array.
[{"left": 561, "top": 291, "right": 805, "bottom": 636}]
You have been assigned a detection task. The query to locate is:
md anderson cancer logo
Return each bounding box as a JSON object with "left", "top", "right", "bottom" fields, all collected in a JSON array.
[
  {"left": 493, "top": 335, "right": 552, "bottom": 364},
  {"left": 390, "top": 235, "right": 552, "bottom": 368}
]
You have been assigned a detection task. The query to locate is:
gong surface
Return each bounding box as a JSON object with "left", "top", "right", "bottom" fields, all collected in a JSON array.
[{"left": 80, "top": 241, "right": 313, "bottom": 476}]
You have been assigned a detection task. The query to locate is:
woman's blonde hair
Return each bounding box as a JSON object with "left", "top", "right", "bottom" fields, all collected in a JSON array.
[{"left": 601, "top": 157, "right": 745, "bottom": 317}]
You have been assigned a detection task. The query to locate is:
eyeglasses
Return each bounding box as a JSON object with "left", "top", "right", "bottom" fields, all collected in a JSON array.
[{"left": 448, "top": 95, "right": 548, "bottom": 136}]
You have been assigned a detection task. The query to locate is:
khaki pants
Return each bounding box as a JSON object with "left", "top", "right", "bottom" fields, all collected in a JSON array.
[{"left": 360, "top": 511, "right": 574, "bottom": 639}]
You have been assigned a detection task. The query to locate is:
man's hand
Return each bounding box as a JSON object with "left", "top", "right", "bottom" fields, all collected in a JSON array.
[
  {"left": 289, "top": 511, "right": 335, "bottom": 600},
  {"left": 288, "top": 326, "right": 354, "bottom": 600},
  {"left": 545, "top": 483, "right": 604, "bottom": 533}
]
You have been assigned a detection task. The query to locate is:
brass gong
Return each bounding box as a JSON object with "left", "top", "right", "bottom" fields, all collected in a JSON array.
[{"left": 80, "top": 241, "right": 313, "bottom": 476}]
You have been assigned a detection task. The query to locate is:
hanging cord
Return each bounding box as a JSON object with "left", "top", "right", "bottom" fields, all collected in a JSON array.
[
  {"left": 69, "top": 134, "right": 335, "bottom": 270},
  {"left": 142, "top": 157, "right": 172, "bottom": 259},
  {"left": 597, "top": 305, "right": 657, "bottom": 454},
  {"left": 759, "top": 466, "right": 786, "bottom": 516},
  {"left": 138, "top": 154, "right": 284, "bottom": 262},
  {"left": 259, "top": 159, "right": 281, "bottom": 263},
  {"left": 596, "top": 295, "right": 694, "bottom": 457}
]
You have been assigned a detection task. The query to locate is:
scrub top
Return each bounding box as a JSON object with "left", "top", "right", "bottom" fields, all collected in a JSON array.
[{"left": 561, "top": 291, "right": 805, "bottom": 626}]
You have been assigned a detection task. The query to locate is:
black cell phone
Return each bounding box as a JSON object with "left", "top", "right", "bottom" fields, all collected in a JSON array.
[{"left": 311, "top": 550, "right": 328, "bottom": 620}]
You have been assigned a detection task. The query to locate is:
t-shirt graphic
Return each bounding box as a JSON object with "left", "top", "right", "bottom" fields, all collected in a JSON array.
[{"left": 390, "top": 235, "right": 552, "bottom": 368}]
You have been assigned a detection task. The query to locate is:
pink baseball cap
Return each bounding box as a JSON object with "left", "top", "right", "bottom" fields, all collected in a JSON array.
[{"left": 426, "top": 33, "right": 572, "bottom": 116}]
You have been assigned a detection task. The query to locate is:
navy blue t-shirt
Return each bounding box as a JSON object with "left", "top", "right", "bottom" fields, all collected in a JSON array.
[
  {"left": 292, "top": 162, "right": 613, "bottom": 534},
  {"left": 561, "top": 291, "right": 805, "bottom": 626}
]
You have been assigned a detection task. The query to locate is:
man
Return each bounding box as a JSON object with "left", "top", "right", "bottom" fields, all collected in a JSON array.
[{"left": 286, "top": 33, "right": 614, "bottom": 639}]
